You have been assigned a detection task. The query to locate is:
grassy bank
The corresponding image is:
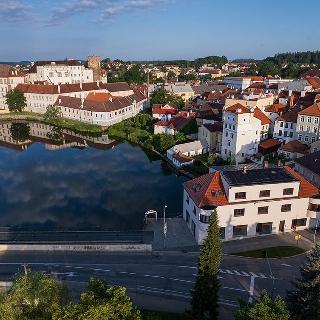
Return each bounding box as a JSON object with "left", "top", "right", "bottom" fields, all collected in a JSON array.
[
  {"left": 0, "top": 112, "right": 104, "bottom": 135},
  {"left": 108, "top": 114, "right": 187, "bottom": 153},
  {"left": 233, "top": 246, "right": 305, "bottom": 258}
]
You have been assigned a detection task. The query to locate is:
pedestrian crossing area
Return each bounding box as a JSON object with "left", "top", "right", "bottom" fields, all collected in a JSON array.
[{"left": 219, "top": 268, "right": 270, "bottom": 279}]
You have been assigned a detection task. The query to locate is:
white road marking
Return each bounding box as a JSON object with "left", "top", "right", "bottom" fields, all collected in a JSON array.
[
  {"left": 241, "top": 271, "right": 250, "bottom": 277},
  {"left": 249, "top": 272, "right": 258, "bottom": 277},
  {"left": 219, "top": 299, "right": 238, "bottom": 307},
  {"left": 222, "top": 286, "right": 248, "bottom": 292},
  {"left": 248, "top": 275, "right": 255, "bottom": 303},
  {"left": 281, "top": 263, "right": 293, "bottom": 267}
]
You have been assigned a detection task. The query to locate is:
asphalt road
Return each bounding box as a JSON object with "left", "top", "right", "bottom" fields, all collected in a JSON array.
[{"left": 0, "top": 251, "right": 305, "bottom": 318}]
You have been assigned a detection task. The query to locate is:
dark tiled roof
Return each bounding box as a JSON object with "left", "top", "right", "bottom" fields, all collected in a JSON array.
[
  {"left": 222, "top": 167, "right": 298, "bottom": 187},
  {"left": 105, "top": 82, "right": 132, "bottom": 92},
  {"left": 295, "top": 151, "right": 320, "bottom": 176},
  {"left": 279, "top": 140, "right": 309, "bottom": 154},
  {"left": 202, "top": 122, "right": 223, "bottom": 132}
]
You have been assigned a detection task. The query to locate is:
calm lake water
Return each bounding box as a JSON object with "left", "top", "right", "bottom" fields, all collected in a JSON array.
[{"left": 0, "top": 121, "right": 187, "bottom": 231}]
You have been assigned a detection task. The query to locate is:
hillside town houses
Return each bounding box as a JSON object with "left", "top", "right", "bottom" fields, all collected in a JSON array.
[{"left": 1, "top": 56, "right": 320, "bottom": 245}]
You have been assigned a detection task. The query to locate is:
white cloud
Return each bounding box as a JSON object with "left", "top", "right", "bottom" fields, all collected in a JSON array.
[
  {"left": 50, "top": 0, "right": 170, "bottom": 23},
  {"left": 0, "top": 0, "right": 33, "bottom": 22}
]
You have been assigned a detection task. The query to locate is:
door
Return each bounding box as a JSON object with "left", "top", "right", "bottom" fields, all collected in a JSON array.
[{"left": 279, "top": 220, "right": 285, "bottom": 232}]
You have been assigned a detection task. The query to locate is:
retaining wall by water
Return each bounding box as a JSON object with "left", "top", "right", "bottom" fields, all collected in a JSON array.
[{"left": 0, "top": 243, "right": 152, "bottom": 252}]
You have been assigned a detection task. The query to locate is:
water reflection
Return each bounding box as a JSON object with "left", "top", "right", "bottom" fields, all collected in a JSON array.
[{"left": 0, "top": 121, "right": 187, "bottom": 231}]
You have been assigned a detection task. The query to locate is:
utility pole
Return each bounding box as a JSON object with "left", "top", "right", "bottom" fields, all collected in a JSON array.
[
  {"left": 314, "top": 217, "right": 319, "bottom": 244},
  {"left": 163, "top": 205, "right": 167, "bottom": 249},
  {"left": 22, "top": 264, "right": 28, "bottom": 275}
]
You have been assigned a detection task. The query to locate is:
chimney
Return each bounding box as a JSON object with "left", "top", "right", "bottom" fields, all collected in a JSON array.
[
  {"left": 58, "top": 84, "right": 61, "bottom": 94},
  {"left": 243, "top": 165, "right": 248, "bottom": 174},
  {"left": 59, "top": 98, "right": 61, "bottom": 104},
  {"left": 289, "top": 94, "right": 294, "bottom": 107},
  {"left": 80, "top": 82, "right": 82, "bottom": 90},
  {"left": 278, "top": 159, "right": 282, "bottom": 167},
  {"left": 264, "top": 161, "right": 269, "bottom": 168}
]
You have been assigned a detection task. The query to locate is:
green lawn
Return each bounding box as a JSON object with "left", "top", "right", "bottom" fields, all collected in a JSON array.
[
  {"left": 141, "top": 310, "right": 185, "bottom": 320},
  {"left": 233, "top": 246, "right": 305, "bottom": 258}
]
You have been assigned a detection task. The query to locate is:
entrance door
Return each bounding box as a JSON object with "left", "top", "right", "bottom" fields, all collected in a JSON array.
[{"left": 279, "top": 220, "right": 285, "bottom": 232}]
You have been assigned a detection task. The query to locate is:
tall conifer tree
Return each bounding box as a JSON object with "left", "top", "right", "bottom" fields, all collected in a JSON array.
[
  {"left": 287, "top": 243, "right": 320, "bottom": 320},
  {"left": 190, "top": 210, "right": 221, "bottom": 320}
]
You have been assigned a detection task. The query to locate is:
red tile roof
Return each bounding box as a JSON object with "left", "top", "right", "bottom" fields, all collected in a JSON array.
[
  {"left": 184, "top": 172, "right": 228, "bottom": 208},
  {"left": 284, "top": 166, "right": 319, "bottom": 198},
  {"left": 259, "top": 138, "right": 281, "bottom": 149},
  {"left": 305, "top": 77, "right": 320, "bottom": 90},
  {"left": 0, "top": 65, "right": 24, "bottom": 78},
  {"left": 152, "top": 104, "right": 177, "bottom": 115},
  {"left": 279, "top": 140, "right": 309, "bottom": 155},
  {"left": 253, "top": 108, "right": 271, "bottom": 125},
  {"left": 299, "top": 103, "right": 320, "bottom": 116},
  {"left": 265, "top": 103, "right": 286, "bottom": 113},
  {"left": 87, "top": 92, "right": 113, "bottom": 102},
  {"left": 225, "top": 103, "right": 250, "bottom": 114},
  {"left": 54, "top": 93, "right": 142, "bottom": 113}
]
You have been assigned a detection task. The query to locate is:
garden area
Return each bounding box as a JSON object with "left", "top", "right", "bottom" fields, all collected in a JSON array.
[
  {"left": 233, "top": 246, "right": 305, "bottom": 258},
  {"left": 108, "top": 113, "right": 188, "bottom": 153}
]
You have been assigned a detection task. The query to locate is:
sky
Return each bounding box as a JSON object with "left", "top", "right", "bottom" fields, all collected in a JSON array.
[{"left": 1, "top": 0, "right": 320, "bottom": 62}]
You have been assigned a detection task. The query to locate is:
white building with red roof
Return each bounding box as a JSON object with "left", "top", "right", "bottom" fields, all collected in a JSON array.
[
  {"left": 221, "top": 103, "right": 271, "bottom": 164},
  {"left": 295, "top": 102, "right": 320, "bottom": 145},
  {"left": 152, "top": 103, "right": 177, "bottom": 121},
  {"left": 0, "top": 65, "right": 25, "bottom": 111},
  {"left": 183, "top": 166, "right": 319, "bottom": 243}
]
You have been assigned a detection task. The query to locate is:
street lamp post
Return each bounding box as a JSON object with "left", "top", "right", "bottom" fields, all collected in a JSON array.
[
  {"left": 314, "top": 217, "right": 319, "bottom": 244},
  {"left": 163, "top": 205, "right": 167, "bottom": 249}
]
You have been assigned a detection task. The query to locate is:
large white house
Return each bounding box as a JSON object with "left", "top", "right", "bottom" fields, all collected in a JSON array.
[
  {"left": 221, "top": 103, "right": 271, "bottom": 163},
  {"left": 0, "top": 65, "right": 25, "bottom": 111},
  {"left": 183, "top": 166, "right": 319, "bottom": 244},
  {"left": 26, "top": 60, "right": 94, "bottom": 85},
  {"left": 16, "top": 82, "right": 134, "bottom": 114},
  {"left": 54, "top": 91, "right": 147, "bottom": 127}
]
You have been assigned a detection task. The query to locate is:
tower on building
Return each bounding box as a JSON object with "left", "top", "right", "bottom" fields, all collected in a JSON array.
[{"left": 88, "top": 56, "right": 101, "bottom": 82}]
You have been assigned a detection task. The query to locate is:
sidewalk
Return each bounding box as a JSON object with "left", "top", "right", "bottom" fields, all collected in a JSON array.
[
  {"left": 223, "top": 232, "right": 312, "bottom": 254},
  {"left": 145, "top": 217, "right": 313, "bottom": 254}
]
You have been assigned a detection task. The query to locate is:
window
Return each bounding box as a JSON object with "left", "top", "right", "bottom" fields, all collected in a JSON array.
[
  {"left": 260, "top": 190, "right": 270, "bottom": 197},
  {"left": 200, "top": 214, "right": 210, "bottom": 224},
  {"left": 185, "top": 210, "right": 190, "bottom": 225},
  {"left": 290, "top": 132, "right": 293, "bottom": 138},
  {"left": 233, "top": 225, "right": 247, "bottom": 238},
  {"left": 285, "top": 123, "right": 288, "bottom": 128},
  {"left": 314, "top": 127, "right": 318, "bottom": 133},
  {"left": 298, "top": 134, "right": 302, "bottom": 141},
  {"left": 279, "top": 130, "right": 282, "bottom": 136},
  {"left": 281, "top": 204, "right": 292, "bottom": 212},
  {"left": 280, "top": 122, "right": 284, "bottom": 127},
  {"left": 300, "top": 116, "right": 305, "bottom": 122},
  {"left": 193, "top": 206, "right": 196, "bottom": 215},
  {"left": 219, "top": 227, "right": 225, "bottom": 239},
  {"left": 283, "top": 188, "right": 294, "bottom": 195},
  {"left": 315, "top": 117, "right": 319, "bottom": 124},
  {"left": 312, "top": 137, "right": 316, "bottom": 143},
  {"left": 305, "top": 136, "right": 309, "bottom": 142},
  {"left": 235, "top": 192, "right": 246, "bottom": 200},
  {"left": 307, "top": 116, "right": 312, "bottom": 123},
  {"left": 186, "top": 195, "right": 189, "bottom": 204},
  {"left": 234, "top": 208, "right": 245, "bottom": 217},
  {"left": 258, "top": 206, "right": 269, "bottom": 214},
  {"left": 291, "top": 218, "right": 307, "bottom": 228}
]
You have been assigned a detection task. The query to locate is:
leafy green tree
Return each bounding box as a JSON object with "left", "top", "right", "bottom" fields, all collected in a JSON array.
[
  {"left": 0, "top": 272, "right": 69, "bottom": 320},
  {"left": 235, "top": 290, "right": 289, "bottom": 320},
  {"left": 60, "top": 278, "right": 141, "bottom": 320},
  {"left": 190, "top": 210, "right": 221, "bottom": 320},
  {"left": 167, "top": 70, "right": 176, "bottom": 79},
  {"left": 123, "top": 65, "right": 146, "bottom": 84},
  {"left": 10, "top": 122, "right": 30, "bottom": 142},
  {"left": 44, "top": 105, "right": 63, "bottom": 123},
  {"left": 152, "top": 134, "right": 176, "bottom": 152},
  {"left": 181, "top": 119, "right": 198, "bottom": 135},
  {"left": 6, "top": 89, "right": 26, "bottom": 112},
  {"left": 286, "top": 243, "right": 320, "bottom": 320},
  {"left": 150, "top": 87, "right": 185, "bottom": 109}
]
